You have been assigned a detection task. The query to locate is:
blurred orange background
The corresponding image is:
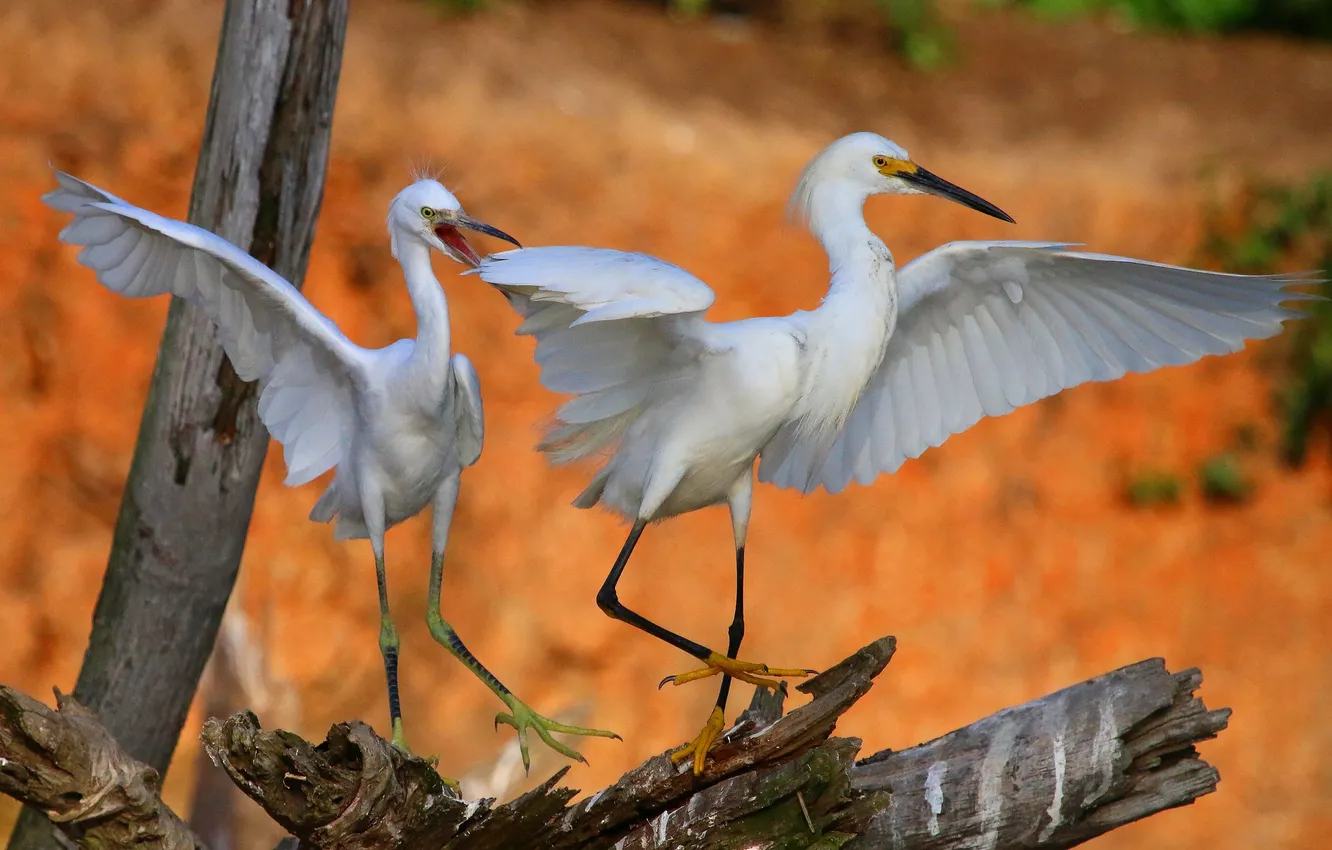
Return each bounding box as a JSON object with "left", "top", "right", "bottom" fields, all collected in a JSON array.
[{"left": 1, "top": 0, "right": 1330, "bottom": 846}]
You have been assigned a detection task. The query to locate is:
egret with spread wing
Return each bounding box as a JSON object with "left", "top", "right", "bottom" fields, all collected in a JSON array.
[
  {"left": 42, "top": 170, "right": 619, "bottom": 774},
  {"left": 473, "top": 132, "right": 1316, "bottom": 774}
]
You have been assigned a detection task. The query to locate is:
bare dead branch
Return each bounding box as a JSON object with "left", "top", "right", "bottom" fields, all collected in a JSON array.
[
  {"left": 838, "top": 660, "right": 1231, "bottom": 848},
  {"left": 0, "top": 636, "right": 1230, "bottom": 849},
  {"left": 190, "top": 635, "right": 1226, "bottom": 849},
  {"left": 0, "top": 686, "right": 204, "bottom": 850}
]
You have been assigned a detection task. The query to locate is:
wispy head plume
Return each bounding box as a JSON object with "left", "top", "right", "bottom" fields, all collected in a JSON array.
[
  {"left": 409, "top": 156, "right": 445, "bottom": 184},
  {"left": 785, "top": 145, "right": 837, "bottom": 229}
]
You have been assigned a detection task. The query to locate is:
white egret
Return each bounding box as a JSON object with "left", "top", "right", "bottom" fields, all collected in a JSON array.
[
  {"left": 42, "top": 170, "right": 619, "bottom": 773},
  {"left": 473, "top": 131, "right": 1316, "bottom": 774}
]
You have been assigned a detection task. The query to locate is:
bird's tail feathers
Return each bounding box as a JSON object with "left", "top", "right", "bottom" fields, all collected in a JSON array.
[
  {"left": 537, "top": 411, "right": 635, "bottom": 465},
  {"left": 571, "top": 467, "right": 611, "bottom": 509}
]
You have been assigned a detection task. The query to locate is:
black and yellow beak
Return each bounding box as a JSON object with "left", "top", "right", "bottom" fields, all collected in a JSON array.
[{"left": 881, "top": 159, "right": 1015, "bottom": 224}]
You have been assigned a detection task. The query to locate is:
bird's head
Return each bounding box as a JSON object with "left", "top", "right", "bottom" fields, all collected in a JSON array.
[
  {"left": 387, "top": 179, "right": 520, "bottom": 266},
  {"left": 788, "top": 132, "right": 1014, "bottom": 225}
]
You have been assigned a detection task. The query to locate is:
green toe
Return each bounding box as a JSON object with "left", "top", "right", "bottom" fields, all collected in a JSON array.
[{"left": 495, "top": 697, "right": 620, "bottom": 771}]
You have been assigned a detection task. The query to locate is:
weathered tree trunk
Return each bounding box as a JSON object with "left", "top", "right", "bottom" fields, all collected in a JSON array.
[
  {"left": 0, "top": 636, "right": 1231, "bottom": 849},
  {"left": 6, "top": 1, "right": 348, "bottom": 848}
]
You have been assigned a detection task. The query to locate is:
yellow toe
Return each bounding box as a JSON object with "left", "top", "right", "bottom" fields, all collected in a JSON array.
[
  {"left": 662, "top": 652, "right": 816, "bottom": 691},
  {"left": 670, "top": 705, "right": 726, "bottom": 776}
]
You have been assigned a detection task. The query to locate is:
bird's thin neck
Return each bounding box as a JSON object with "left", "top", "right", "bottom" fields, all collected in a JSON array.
[
  {"left": 788, "top": 180, "right": 899, "bottom": 442},
  {"left": 398, "top": 239, "right": 451, "bottom": 364},
  {"left": 806, "top": 179, "right": 892, "bottom": 298},
  {"left": 806, "top": 180, "right": 887, "bottom": 279}
]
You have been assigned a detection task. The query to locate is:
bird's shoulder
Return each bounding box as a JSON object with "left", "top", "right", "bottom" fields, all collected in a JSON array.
[{"left": 697, "top": 314, "right": 808, "bottom": 358}]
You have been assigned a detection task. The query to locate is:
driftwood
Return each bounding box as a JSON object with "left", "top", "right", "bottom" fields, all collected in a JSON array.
[
  {"left": 0, "top": 635, "right": 1230, "bottom": 849},
  {"left": 7, "top": 2, "right": 348, "bottom": 848},
  {"left": 0, "top": 688, "right": 201, "bottom": 850}
]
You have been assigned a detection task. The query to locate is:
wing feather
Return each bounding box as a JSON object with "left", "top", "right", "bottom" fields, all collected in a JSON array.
[
  {"left": 473, "top": 246, "right": 716, "bottom": 467},
  {"left": 450, "top": 353, "right": 485, "bottom": 468},
  {"left": 760, "top": 241, "right": 1317, "bottom": 493},
  {"left": 44, "top": 170, "right": 365, "bottom": 486}
]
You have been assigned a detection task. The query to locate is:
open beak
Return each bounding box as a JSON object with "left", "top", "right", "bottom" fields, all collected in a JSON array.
[
  {"left": 899, "top": 166, "right": 1015, "bottom": 224},
  {"left": 433, "top": 211, "right": 522, "bottom": 267}
]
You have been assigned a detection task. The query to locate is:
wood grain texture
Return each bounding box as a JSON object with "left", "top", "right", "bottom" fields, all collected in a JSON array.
[
  {"left": 0, "top": 687, "right": 203, "bottom": 850},
  {"left": 843, "top": 661, "right": 1230, "bottom": 848},
  {"left": 72, "top": 0, "right": 348, "bottom": 771},
  {"left": 197, "top": 635, "right": 1227, "bottom": 849},
  {"left": 0, "top": 637, "right": 1229, "bottom": 849},
  {"left": 7, "top": 1, "right": 347, "bottom": 848}
]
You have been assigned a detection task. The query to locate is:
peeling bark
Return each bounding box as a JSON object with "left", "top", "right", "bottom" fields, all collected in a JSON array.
[
  {"left": 8, "top": 2, "right": 348, "bottom": 848},
  {"left": 0, "top": 687, "right": 203, "bottom": 850},
  {"left": 0, "top": 636, "right": 1230, "bottom": 850},
  {"left": 840, "top": 660, "right": 1230, "bottom": 848}
]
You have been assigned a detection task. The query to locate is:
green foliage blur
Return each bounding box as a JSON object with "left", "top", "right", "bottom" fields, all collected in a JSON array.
[
  {"left": 426, "top": 0, "right": 1332, "bottom": 61},
  {"left": 990, "top": 0, "right": 1332, "bottom": 39},
  {"left": 428, "top": 0, "right": 487, "bottom": 11},
  {"left": 1198, "top": 453, "right": 1253, "bottom": 503},
  {"left": 1124, "top": 470, "right": 1183, "bottom": 506},
  {"left": 663, "top": 0, "right": 954, "bottom": 69},
  {"left": 1201, "top": 174, "right": 1332, "bottom": 467},
  {"left": 876, "top": 0, "right": 954, "bottom": 69}
]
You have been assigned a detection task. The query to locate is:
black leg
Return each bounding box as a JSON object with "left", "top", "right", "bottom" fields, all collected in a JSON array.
[
  {"left": 714, "top": 545, "right": 746, "bottom": 714},
  {"left": 596, "top": 520, "right": 716, "bottom": 662}
]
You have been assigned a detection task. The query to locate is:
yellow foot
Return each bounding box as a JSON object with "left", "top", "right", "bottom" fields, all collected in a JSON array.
[
  {"left": 658, "top": 652, "right": 816, "bottom": 691},
  {"left": 670, "top": 706, "right": 726, "bottom": 776},
  {"left": 389, "top": 718, "right": 460, "bottom": 792}
]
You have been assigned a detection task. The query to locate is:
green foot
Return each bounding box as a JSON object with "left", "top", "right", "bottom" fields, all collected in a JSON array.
[
  {"left": 494, "top": 696, "right": 621, "bottom": 772},
  {"left": 391, "top": 717, "right": 410, "bottom": 750},
  {"left": 389, "top": 718, "right": 461, "bottom": 792}
]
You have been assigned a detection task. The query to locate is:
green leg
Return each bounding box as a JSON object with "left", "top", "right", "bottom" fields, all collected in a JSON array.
[
  {"left": 374, "top": 551, "right": 408, "bottom": 749},
  {"left": 427, "top": 475, "right": 620, "bottom": 772},
  {"left": 426, "top": 549, "right": 621, "bottom": 772},
  {"left": 369, "top": 517, "right": 457, "bottom": 790}
]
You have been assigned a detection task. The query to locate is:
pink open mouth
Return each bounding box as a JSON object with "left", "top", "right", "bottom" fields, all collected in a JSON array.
[{"left": 434, "top": 223, "right": 481, "bottom": 266}]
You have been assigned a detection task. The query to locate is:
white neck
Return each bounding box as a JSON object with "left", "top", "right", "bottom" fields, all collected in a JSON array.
[
  {"left": 787, "top": 177, "right": 900, "bottom": 441},
  {"left": 396, "top": 238, "right": 451, "bottom": 367},
  {"left": 804, "top": 179, "right": 893, "bottom": 298},
  {"left": 799, "top": 178, "right": 895, "bottom": 311}
]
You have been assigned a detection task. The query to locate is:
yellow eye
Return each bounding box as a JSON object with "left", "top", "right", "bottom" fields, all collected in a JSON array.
[
  {"left": 872, "top": 155, "right": 890, "bottom": 168},
  {"left": 421, "top": 206, "right": 436, "bottom": 219}
]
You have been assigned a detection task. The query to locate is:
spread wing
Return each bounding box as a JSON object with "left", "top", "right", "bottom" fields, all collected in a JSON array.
[
  {"left": 760, "top": 241, "right": 1318, "bottom": 494},
  {"left": 472, "top": 246, "right": 716, "bottom": 464},
  {"left": 44, "top": 170, "right": 366, "bottom": 486}
]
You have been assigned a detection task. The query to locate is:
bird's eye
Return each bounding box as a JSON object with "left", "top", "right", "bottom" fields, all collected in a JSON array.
[
  {"left": 421, "top": 206, "right": 436, "bottom": 219},
  {"left": 872, "top": 155, "right": 890, "bottom": 168}
]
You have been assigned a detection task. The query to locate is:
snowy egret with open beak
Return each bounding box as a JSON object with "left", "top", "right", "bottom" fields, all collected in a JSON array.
[{"left": 43, "top": 171, "right": 619, "bottom": 777}]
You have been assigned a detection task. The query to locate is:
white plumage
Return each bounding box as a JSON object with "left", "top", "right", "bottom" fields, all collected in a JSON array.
[
  {"left": 477, "top": 135, "right": 1313, "bottom": 521},
  {"left": 40, "top": 169, "right": 627, "bottom": 771},
  {"left": 43, "top": 170, "right": 487, "bottom": 539},
  {"left": 761, "top": 241, "right": 1312, "bottom": 494},
  {"left": 473, "top": 131, "right": 1317, "bottom": 774}
]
